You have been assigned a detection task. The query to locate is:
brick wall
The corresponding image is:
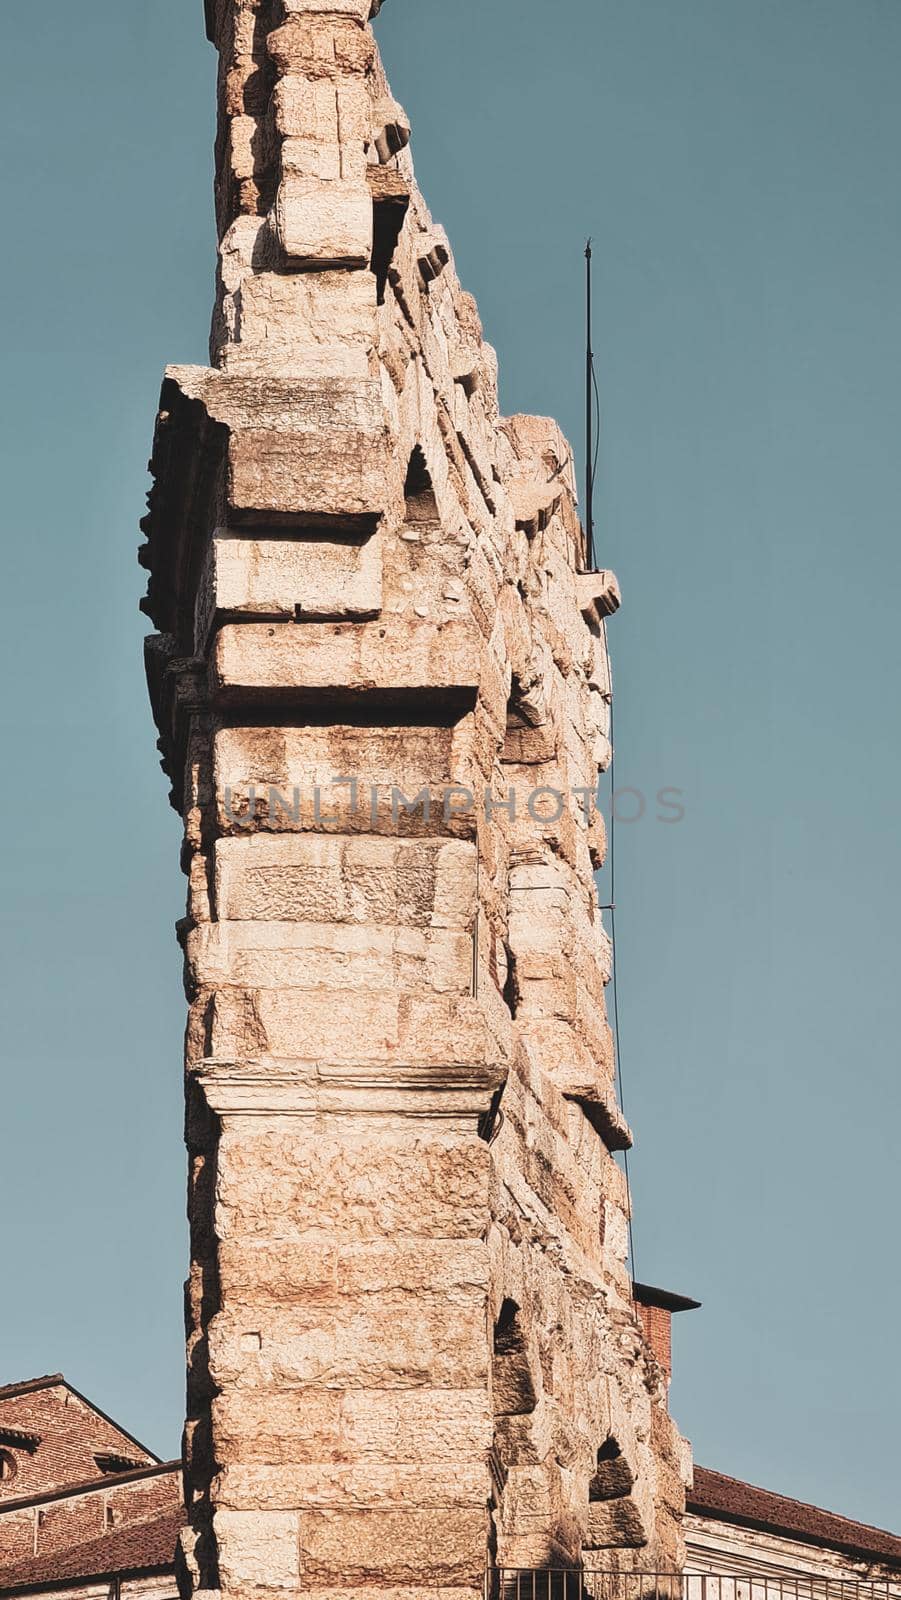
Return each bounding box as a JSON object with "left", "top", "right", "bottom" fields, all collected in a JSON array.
[
  {"left": 0, "top": 1382, "right": 156, "bottom": 1503},
  {"left": 0, "top": 1464, "right": 181, "bottom": 1582},
  {"left": 634, "top": 1302, "right": 673, "bottom": 1381}
]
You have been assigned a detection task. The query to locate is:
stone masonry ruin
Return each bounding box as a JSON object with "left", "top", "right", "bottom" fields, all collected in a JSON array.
[{"left": 140, "top": 1, "right": 691, "bottom": 1594}]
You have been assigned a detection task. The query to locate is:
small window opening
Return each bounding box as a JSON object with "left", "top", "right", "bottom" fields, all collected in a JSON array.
[
  {"left": 371, "top": 194, "right": 408, "bottom": 304},
  {"left": 502, "top": 944, "right": 519, "bottom": 1019},
  {"left": 589, "top": 1436, "right": 635, "bottom": 1504},
  {"left": 494, "top": 1298, "right": 525, "bottom": 1356},
  {"left": 403, "top": 447, "right": 439, "bottom": 523}
]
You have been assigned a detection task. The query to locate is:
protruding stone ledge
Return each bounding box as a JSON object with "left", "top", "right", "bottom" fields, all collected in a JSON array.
[
  {"left": 369, "top": 166, "right": 411, "bottom": 301},
  {"left": 194, "top": 531, "right": 382, "bottom": 648},
  {"left": 577, "top": 569, "right": 622, "bottom": 625},
  {"left": 508, "top": 478, "right": 564, "bottom": 538},
  {"left": 567, "top": 1089, "right": 633, "bottom": 1152},
  {"left": 195, "top": 1062, "right": 505, "bottom": 1123},
  {"left": 418, "top": 229, "right": 451, "bottom": 287},
  {"left": 194, "top": 979, "right": 512, "bottom": 1093},
  {"left": 514, "top": 1026, "right": 632, "bottom": 1151},
  {"left": 372, "top": 97, "right": 410, "bottom": 163},
  {"left": 209, "top": 617, "right": 483, "bottom": 713},
  {"left": 142, "top": 368, "right": 390, "bottom": 638}
]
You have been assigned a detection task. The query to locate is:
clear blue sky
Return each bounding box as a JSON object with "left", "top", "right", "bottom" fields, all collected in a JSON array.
[{"left": 1, "top": 0, "right": 899, "bottom": 1529}]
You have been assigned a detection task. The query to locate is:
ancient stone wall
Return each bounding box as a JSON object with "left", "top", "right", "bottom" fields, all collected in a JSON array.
[{"left": 141, "top": 2, "right": 690, "bottom": 1594}]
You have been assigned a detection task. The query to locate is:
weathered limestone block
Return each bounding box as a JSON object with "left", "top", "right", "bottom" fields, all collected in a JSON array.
[
  {"left": 216, "top": 1462, "right": 488, "bottom": 1512},
  {"left": 208, "top": 1294, "right": 488, "bottom": 1390},
  {"left": 493, "top": 1046, "right": 624, "bottom": 1262},
  {"left": 372, "top": 96, "right": 411, "bottom": 163},
  {"left": 225, "top": 114, "right": 259, "bottom": 185},
  {"left": 273, "top": 76, "right": 370, "bottom": 144},
  {"left": 228, "top": 429, "right": 383, "bottom": 524},
  {"left": 279, "top": 137, "right": 340, "bottom": 182},
  {"left": 274, "top": 175, "right": 373, "bottom": 266},
  {"left": 211, "top": 1385, "right": 492, "bottom": 1476},
  {"left": 213, "top": 834, "right": 478, "bottom": 927},
  {"left": 210, "top": 616, "right": 484, "bottom": 706},
  {"left": 195, "top": 530, "right": 382, "bottom": 642},
  {"left": 266, "top": 17, "right": 375, "bottom": 79},
  {"left": 216, "top": 227, "right": 378, "bottom": 376},
  {"left": 187, "top": 920, "right": 473, "bottom": 995},
  {"left": 585, "top": 1497, "right": 649, "bottom": 1549},
  {"left": 201, "top": 984, "right": 508, "bottom": 1072},
  {"left": 209, "top": 736, "right": 481, "bottom": 843},
  {"left": 217, "top": 1237, "right": 488, "bottom": 1303},
  {"left": 493, "top": 1350, "right": 539, "bottom": 1419},
  {"left": 296, "top": 1506, "right": 486, "bottom": 1587},
  {"left": 173, "top": 365, "right": 390, "bottom": 523},
  {"left": 214, "top": 1507, "right": 299, "bottom": 1590},
  {"left": 577, "top": 569, "right": 623, "bottom": 625},
  {"left": 339, "top": 1388, "right": 490, "bottom": 1462},
  {"left": 216, "top": 1125, "right": 492, "bottom": 1241}
]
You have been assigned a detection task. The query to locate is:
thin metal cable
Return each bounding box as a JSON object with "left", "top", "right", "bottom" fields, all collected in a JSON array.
[
  {"left": 591, "top": 355, "right": 602, "bottom": 503},
  {"left": 585, "top": 242, "right": 637, "bottom": 1281}
]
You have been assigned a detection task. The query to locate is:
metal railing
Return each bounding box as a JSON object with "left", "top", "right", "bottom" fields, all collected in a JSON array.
[{"left": 486, "top": 1576, "right": 901, "bottom": 1600}]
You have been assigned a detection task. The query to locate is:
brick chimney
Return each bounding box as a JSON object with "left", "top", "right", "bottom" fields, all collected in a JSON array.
[{"left": 633, "top": 1282, "right": 701, "bottom": 1386}]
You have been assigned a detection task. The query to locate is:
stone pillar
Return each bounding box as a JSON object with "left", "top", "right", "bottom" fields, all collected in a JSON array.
[{"left": 141, "top": 3, "right": 690, "bottom": 1596}]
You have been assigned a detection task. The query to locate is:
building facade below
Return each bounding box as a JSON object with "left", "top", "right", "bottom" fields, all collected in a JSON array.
[{"left": 2, "top": 1378, "right": 899, "bottom": 1600}]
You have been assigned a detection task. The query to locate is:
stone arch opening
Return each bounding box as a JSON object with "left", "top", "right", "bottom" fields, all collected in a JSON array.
[
  {"left": 403, "top": 446, "right": 439, "bottom": 523},
  {"left": 589, "top": 1436, "right": 634, "bottom": 1501},
  {"left": 584, "top": 1434, "right": 648, "bottom": 1550},
  {"left": 492, "top": 1298, "right": 537, "bottom": 1417}
]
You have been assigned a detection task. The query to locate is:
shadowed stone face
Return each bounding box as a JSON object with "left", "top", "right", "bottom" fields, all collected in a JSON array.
[{"left": 142, "top": 2, "right": 690, "bottom": 1593}]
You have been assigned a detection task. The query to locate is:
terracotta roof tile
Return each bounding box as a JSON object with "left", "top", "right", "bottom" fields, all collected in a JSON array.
[
  {"left": 0, "top": 1508, "right": 182, "bottom": 1593},
  {"left": 690, "top": 1466, "right": 901, "bottom": 1569}
]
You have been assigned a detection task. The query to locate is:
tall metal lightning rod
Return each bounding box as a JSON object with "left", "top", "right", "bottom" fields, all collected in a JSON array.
[{"left": 585, "top": 238, "right": 596, "bottom": 571}]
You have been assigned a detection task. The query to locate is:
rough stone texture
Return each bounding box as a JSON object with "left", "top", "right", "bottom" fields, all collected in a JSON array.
[{"left": 141, "top": 2, "right": 691, "bottom": 1593}]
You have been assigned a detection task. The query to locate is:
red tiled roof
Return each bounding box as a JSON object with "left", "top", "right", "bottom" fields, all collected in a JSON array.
[
  {"left": 0, "top": 1508, "right": 182, "bottom": 1594},
  {"left": 690, "top": 1466, "right": 901, "bottom": 1568}
]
